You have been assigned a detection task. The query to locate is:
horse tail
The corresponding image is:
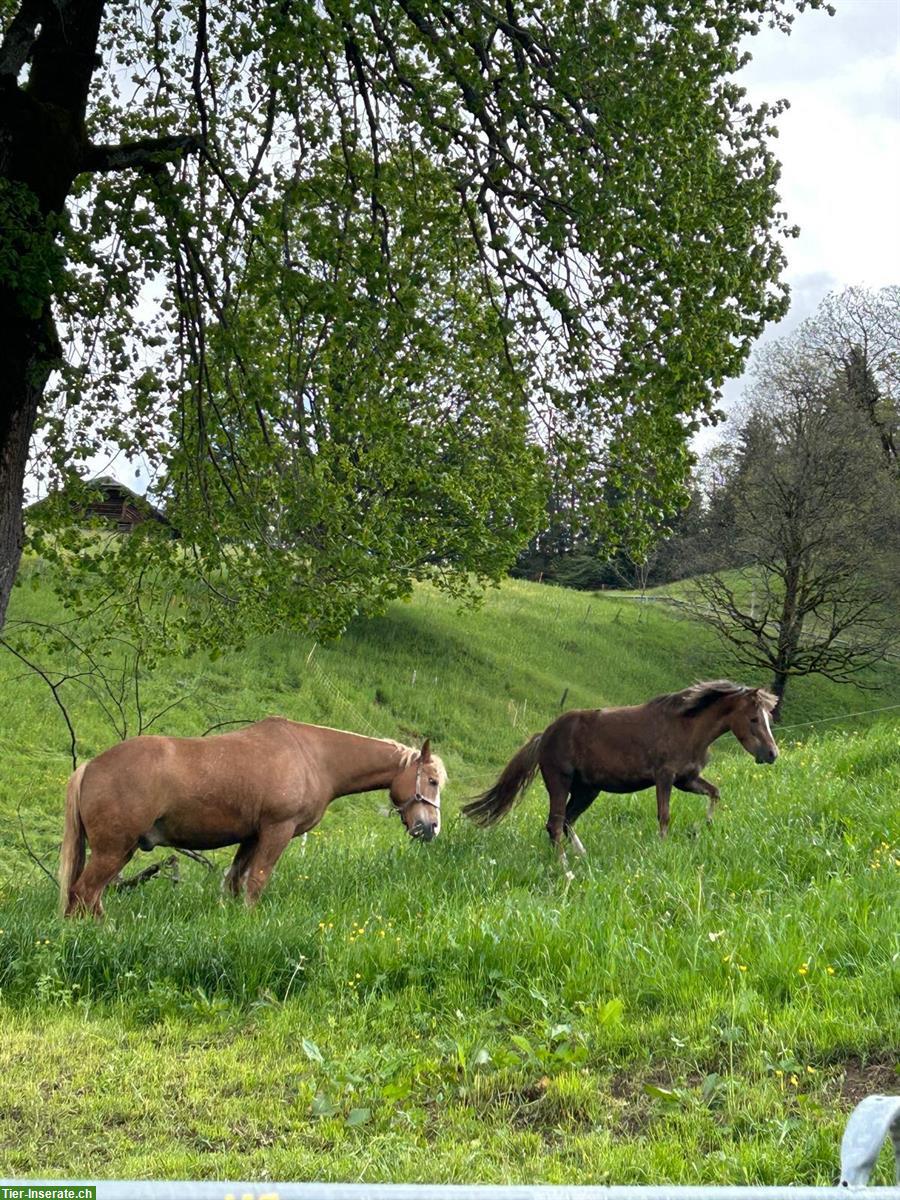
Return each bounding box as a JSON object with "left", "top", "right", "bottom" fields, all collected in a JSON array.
[
  {"left": 463, "top": 732, "right": 544, "bottom": 827},
  {"left": 59, "top": 763, "right": 87, "bottom": 916}
]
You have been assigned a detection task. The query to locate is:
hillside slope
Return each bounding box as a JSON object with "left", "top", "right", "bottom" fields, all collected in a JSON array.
[
  {"left": 0, "top": 575, "right": 897, "bottom": 1182},
  {"left": 2, "top": 575, "right": 899, "bottom": 852}
]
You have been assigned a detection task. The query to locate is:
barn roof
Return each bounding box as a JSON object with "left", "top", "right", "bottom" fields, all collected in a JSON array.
[
  {"left": 89, "top": 475, "right": 168, "bottom": 522},
  {"left": 27, "top": 474, "right": 170, "bottom": 526}
]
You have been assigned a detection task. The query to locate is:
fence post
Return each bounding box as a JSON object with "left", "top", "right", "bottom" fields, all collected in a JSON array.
[{"left": 840, "top": 1094, "right": 900, "bottom": 1185}]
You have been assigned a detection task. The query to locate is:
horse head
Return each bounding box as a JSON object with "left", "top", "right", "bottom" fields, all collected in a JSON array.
[
  {"left": 390, "top": 739, "right": 446, "bottom": 842},
  {"left": 729, "top": 688, "right": 779, "bottom": 764}
]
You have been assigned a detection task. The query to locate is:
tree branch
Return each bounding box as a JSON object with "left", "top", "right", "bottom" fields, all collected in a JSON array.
[
  {"left": 1, "top": 637, "right": 78, "bottom": 770},
  {"left": 16, "top": 799, "right": 57, "bottom": 887},
  {"left": 81, "top": 134, "right": 201, "bottom": 174},
  {"left": 0, "top": 0, "right": 47, "bottom": 78}
]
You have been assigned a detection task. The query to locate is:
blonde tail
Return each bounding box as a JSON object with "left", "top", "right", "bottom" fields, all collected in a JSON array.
[{"left": 59, "top": 763, "right": 87, "bottom": 916}]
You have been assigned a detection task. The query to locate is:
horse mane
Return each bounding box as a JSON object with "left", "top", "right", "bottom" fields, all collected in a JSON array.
[
  {"left": 267, "top": 718, "right": 448, "bottom": 784},
  {"left": 649, "top": 680, "right": 777, "bottom": 718}
]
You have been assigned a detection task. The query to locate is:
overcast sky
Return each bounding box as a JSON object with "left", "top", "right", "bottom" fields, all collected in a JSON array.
[{"left": 709, "top": 0, "right": 900, "bottom": 437}]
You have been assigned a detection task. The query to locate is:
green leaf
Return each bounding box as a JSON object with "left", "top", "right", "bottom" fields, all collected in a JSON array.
[
  {"left": 301, "top": 1037, "right": 324, "bottom": 1063},
  {"left": 310, "top": 1093, "right": 339, "bottom": 1118},
  {"left": 643, "top": 1083, "right": 683, "bottom": 1105}
]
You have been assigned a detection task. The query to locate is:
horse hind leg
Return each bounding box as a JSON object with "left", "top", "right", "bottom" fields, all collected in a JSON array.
[
  {"left": 541, "top": 766, "right": 574, "bottom": 874},
  {"left": 68, "top": 844, "right": 135, "bottom": 918},
  {"left": 224, "top": 836, "right": 258, "bottom": 898},
  {"left": 564, "top": 781, "right": 600, "bottom": 858},
  {"left": 242, "top": 821, "right": 297, "bottom": 906}
]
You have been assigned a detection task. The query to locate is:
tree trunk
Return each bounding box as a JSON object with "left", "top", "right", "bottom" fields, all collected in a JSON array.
[
  {"left": 0, "top": 303, "right": 61, "bottom": 628},
  {"left": 0, "top": 0, "right": 108, "bottom": 630},
  {"left": 769, "top": 556, "right": 805, "bottom": 722},
  {"left": 770, "top": 669, "right": 788, "bottom": 722}
]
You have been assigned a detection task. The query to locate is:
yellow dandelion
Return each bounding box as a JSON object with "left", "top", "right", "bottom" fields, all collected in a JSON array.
[
  {"left": 826, "top": 966, "right": 835, "bottom": 975},
  {"left": 806, "top": 1065, "right": 817, "bottom": 1074},
  {"left": 738, "top": 964, "right": 748, "bottom": 972},
  {"left": 790, "top": 1074, "right": 799, "bottom": 1086}
]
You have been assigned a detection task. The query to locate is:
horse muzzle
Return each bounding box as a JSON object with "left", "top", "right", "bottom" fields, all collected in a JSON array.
[
  {"left": 755, "top": 747, "right": 778, "bottom": 764},
  {"left": 410, "top": 817, "right": 439, "bottom": 842}
]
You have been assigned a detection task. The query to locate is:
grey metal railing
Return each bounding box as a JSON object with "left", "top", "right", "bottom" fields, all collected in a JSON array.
[{"left": 2, "top": 1094, "right": 898, "bottom": 1200}]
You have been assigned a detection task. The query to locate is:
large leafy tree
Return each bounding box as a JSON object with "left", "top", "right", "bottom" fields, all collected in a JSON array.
[{"left": 1, "top": 0, "right": 828, "bottom": 641}]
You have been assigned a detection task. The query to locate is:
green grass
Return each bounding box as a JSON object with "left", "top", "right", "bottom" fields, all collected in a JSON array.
[{"left": 0, "top": 575, "right": 898, "bottom": 1182}]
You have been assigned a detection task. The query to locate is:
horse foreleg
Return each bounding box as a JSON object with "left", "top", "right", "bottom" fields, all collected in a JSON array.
[
  {"left": 655, "top": 777, "right": 673, "bottom": 839},
  {"left": 676, "top": 775, "right": 721, "bottom": 824},
  {"left": 242, "top": 821, "right": 296, "bottom": 905}
]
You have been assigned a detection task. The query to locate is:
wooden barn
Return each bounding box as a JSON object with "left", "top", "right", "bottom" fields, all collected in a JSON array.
[
  {"left": 27, "top": 475, "right": 173, "bottom": 535},
  {"left": 82, "top": 476, "right": 170, "bottom": 534}
]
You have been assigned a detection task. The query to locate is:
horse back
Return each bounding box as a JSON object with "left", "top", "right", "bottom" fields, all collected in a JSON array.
[
  {"left": 78, "top": 721, "right": 311, "bottom": 828},
  {"left": 541, "top": 706, "right": 686, "bottom": 790}
]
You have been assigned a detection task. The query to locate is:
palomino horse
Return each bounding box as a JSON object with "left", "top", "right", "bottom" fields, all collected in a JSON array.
[
  {"left": 463, "top": 681, "right": 778, "bottom": 859},
  {"left": 59, "top": 718, "right": 446, "bottom": 916}
]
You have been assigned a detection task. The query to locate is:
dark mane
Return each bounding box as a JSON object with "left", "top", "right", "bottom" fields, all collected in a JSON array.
[{"left": 649, "top": 680, "right": 776, "bottom": 718}]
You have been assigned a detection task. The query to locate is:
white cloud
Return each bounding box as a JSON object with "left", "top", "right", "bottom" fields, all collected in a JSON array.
[{"left": 695, "top": 0, "right": 900, "bottom": 450}]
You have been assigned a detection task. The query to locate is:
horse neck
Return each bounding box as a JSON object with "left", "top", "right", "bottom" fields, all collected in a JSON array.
[
  {"left": 329, "top": 736, "right": 411, "bottom": 798},
  {"left": 686, "top": 701, "right": 735, "bottom": 754}
]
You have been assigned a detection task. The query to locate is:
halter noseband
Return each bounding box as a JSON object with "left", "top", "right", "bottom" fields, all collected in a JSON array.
[{"left": 393, "top": 758, "right": 441, "bottom": 816}]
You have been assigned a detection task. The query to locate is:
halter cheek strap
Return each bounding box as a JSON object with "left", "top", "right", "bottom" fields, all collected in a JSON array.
[{"left": 393, "top": 759, "right": 442, "bottom": 816}]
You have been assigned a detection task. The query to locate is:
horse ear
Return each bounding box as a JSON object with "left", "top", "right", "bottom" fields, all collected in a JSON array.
[{"left": 420, "top": 738, "right": 432, "bottom": 761}]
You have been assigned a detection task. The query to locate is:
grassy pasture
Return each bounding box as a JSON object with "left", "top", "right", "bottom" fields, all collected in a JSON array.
[{"left": 0, "top": 574, "right": 897, "bottom": 1182}]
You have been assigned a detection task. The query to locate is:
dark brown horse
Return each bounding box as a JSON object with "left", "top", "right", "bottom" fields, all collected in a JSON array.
[
  {"left": 59, "top": 718, "right": 446, "bottom": 916},
  {"left": 464, "top": 681, "right": 778, "bottom": 862}
]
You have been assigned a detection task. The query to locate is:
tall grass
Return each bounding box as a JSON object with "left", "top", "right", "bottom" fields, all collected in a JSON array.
[{"left": 0, "top": 577, "right": 897, "bottom": 1181}]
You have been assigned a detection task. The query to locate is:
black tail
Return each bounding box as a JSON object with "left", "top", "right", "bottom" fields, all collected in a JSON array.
[{"left": 463, "top": 732, "right": 543, "bottom": 827}]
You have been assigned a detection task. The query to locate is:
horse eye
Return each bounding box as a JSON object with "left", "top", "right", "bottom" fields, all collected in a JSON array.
[
  {"left": 750, "top": 717, "right": 759, "bottom": 725},
  {"left": 429, "top": 778, "right": 438, "bottom": 787}
]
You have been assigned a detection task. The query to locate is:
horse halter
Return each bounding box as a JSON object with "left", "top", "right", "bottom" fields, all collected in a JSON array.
[{"left": 393, "top": 757, "right": 442, "bottom": 817}]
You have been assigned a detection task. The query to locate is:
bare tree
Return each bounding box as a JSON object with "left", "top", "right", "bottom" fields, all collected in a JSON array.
[
  {"left": 800, "top": 286, "right": 900, "bottom": 471},
  {"left": 690, "top": 338, "right": 900, "bottom": 718}
]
